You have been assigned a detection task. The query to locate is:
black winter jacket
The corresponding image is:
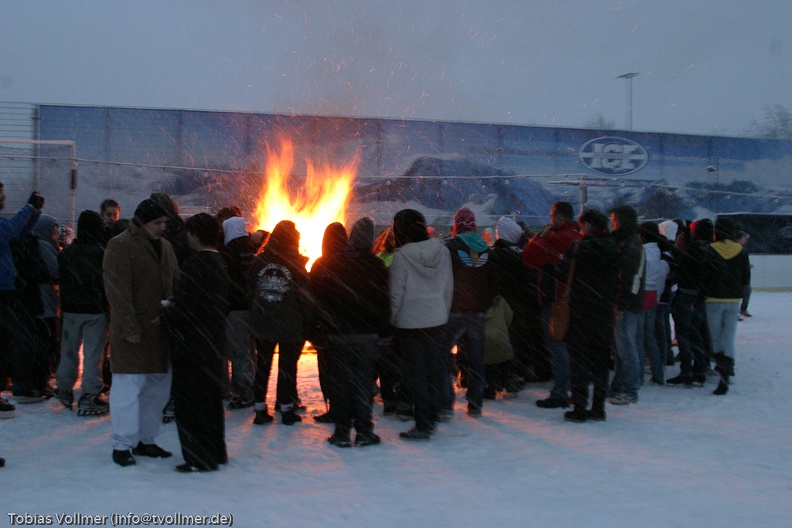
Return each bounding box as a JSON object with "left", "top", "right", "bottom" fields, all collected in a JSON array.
[
  {"left": 59, "top": 239, "right": 106, "bottom": 314},
  {"left": 612, "top": 230, "right": 646, "bottom": 313},
  {"left": 702, "top": 240, "right": 751, "bottom": 299}
]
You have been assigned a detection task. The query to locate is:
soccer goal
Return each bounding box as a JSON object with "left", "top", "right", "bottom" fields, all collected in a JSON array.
[{"left": 0, "top": 139, "right": 77, "bottom": 228}]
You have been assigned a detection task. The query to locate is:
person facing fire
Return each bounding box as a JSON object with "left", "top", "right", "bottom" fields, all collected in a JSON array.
[
  {"left": 439, "top": 206, "right": 496, "bottom": 419},
  {"left": 390, "top": 209, "right": 453, "bottom": 441},
  {"left": 308, "top": 222, "right": 349, "bottom": 424},
  {"left": 248, "top": 220, "right": 311, "bottom": 426},
  {"left": 220, "top": 215, "right": 262, "bottom": 411},
  {"left": 311, "top": 217, "right": 390, "bottom": 447}
]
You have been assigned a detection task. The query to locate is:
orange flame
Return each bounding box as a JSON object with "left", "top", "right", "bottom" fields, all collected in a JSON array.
[{"left": 253, "top": 139, "right": 358, "bottom": 269}]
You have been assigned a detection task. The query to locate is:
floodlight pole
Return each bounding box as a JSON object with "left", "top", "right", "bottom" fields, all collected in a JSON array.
[
  {"left": 707, "top": 157, "right": 720, "bottom": 214},
  {"left": 617, "top": 72, "right": 639, "bottom": 130}
]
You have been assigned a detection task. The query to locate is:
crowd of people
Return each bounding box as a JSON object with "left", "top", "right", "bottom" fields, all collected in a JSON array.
[{"left": 0, "top": 183, "right": 752, "bottom": 471}]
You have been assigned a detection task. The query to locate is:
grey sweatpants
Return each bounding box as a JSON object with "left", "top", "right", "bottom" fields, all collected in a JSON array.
[{"left": 56, "top": 312, "right": 107, "bottom": 395}]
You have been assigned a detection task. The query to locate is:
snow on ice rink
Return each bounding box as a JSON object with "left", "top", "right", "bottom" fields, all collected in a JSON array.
[{"left": 2, "top": 291, "right": 791, "bottom": 527}]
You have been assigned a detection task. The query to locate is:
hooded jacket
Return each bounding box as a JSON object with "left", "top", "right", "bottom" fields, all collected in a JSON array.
[
  {"left": 643, "top": 241, "right": 670, "bottom": 309},
  {"left": 390, "top": 237, "right": 453, "bottom": 329},
  {"left": 312, "top": 217, "right": 390, "bottom": 337},
  {"left": 12, "top": 214, "right": 59, "bottom": 318},
  {"left": 221, "top": 217, "right": 260, "bottom": 312},
  {"left": 446, "top": 232, "right": 495, "bottom": 313},
  {"left": 59, "top": 211, "right": 106, "bottom": 314},
  {"left": 248, "top": 220, "right": 311, "bottom": 343},
  {"left": 33, "top": 215, "right": 60, "bottom": 318},
  {"left": 702, "top": 240, "right": 751, "bottom": 300}
]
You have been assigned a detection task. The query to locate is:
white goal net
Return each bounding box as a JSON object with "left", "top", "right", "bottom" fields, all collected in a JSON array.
[{"left": 0, "top": 139, "right": 76, "bottom": 228}]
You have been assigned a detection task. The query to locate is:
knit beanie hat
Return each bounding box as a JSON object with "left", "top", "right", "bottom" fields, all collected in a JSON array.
[
  {"left": 133, "top": 198, "right": 169, "bottom": 226},
  {"left": 454, "top": 207, "right": 476, "bottom": 233}
]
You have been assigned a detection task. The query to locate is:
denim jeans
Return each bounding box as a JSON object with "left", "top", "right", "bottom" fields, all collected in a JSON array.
[
  {"left": 396, "top": 328, "right": 444, "bottom": 432},
  {"left": 611, "top": 309, "right": 642, "bottom": 398},
  {"left": 224, "top": 310, "right": 256, "bottom": 401},
  {"left": 705, "top": 301, "right": 740, "bottom": 359},
  {"left": 671, "top": 292, "right": 709, "bottom": 376},
  {"left": 540, "top": 305, "right": 571, "bottom": 399},
  {"left": 655, "top": 294, "right": 673, "bottom": 361},
  {"left": 638, "top": 306, "right": 664, "bottom": 383},
  {"left": 440, "top": 312, "right": 486, "bottom": 412}
]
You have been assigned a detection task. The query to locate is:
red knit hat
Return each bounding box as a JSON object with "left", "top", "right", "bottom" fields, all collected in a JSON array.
[{"left": 454, "top": 207, "right": 476, "bottom": 232}]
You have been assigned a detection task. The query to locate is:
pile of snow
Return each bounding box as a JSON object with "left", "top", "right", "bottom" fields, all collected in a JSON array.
[{"left": 2, "top": 292, "right": 790, "bottom": 526}]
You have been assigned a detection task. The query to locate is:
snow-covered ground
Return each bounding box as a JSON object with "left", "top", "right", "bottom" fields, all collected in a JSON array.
[{"left": 2, "top": 292, "right": 790, "bottom": 527}]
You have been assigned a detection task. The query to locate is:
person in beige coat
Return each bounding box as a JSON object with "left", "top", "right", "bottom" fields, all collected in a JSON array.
[{"left": 103, "top": 198, "right": 179, "bottom": 467}]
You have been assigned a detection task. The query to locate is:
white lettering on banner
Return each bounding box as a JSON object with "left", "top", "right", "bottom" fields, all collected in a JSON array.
[{"left": 578, "top": 137, "right": 649, "bottom": 175}]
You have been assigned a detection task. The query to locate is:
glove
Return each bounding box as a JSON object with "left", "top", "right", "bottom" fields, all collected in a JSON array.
[{"left": 28, "top": 192, "right": 44, "bottom": 210}]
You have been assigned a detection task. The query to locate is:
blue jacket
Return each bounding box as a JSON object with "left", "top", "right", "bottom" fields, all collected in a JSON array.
[{"left": 0, "top": 204, "right": 40, "bottom": 291}]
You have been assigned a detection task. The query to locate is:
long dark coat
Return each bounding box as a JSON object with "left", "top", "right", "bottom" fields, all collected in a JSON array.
[{"left": 168, "top": 249, "right": 229, "bottom": 470}]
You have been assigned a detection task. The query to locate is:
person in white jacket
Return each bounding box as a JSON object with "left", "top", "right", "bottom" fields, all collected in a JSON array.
[
  {"left": 639, "top": 221, "right": 670, "bottom": 385},
  {"left": 389, "top": 209, "right": 453, "bottom": 441}
]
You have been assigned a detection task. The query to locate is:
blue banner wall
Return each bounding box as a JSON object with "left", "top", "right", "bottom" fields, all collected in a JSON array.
[{"left": 38, "top": 105, "right": 792, "bottom": 252}]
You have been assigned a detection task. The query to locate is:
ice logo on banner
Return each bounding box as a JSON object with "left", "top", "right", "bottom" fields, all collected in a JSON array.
[{"left": 578, "top": 137, "right": 649, "bottom": 176}]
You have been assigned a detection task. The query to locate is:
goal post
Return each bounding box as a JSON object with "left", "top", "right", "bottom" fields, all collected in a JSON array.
[{"left": 0, "top": 139, "right": 77, "bottom": 229}]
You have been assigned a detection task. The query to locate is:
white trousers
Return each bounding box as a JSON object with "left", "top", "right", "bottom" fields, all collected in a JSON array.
[{"left": 110, "top": 372, "right": 171, "bottom": 451}]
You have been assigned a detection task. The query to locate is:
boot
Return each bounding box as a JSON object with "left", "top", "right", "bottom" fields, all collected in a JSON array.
[
  {"left": 713, "top": 353, "right": 733, "bottom": 396},
  {"left": 253, "top": 407, "right": 273, "bottom": 425},
  {"left": 666, "top": 374, "right": 693, "bottom": 385},
  {"left": 281, "top": 408, "right": 302, "bottom": 425},
  {"left": 564, "top": 388, "right": 589, "bottom": 423},
  {"left": 564, "top": 407, "right": 587, "bottom": 423},
  {"left": 588, "top": 385, "right": 607, "bottom": 422}
]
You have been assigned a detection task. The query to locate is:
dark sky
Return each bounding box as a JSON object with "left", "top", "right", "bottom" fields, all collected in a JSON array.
[{"left": 2, "top": 0, "right": 790, "bottom": 136}]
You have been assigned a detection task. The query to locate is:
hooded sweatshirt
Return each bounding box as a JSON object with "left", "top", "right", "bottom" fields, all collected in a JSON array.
[
  {"left": 59, "top": 211, "right": 106, "bottom": 314},
  {"left": 390, "top": 237, "right": 453, "bottom": 329},
  {"left": 312, "top": 217, "right": 390, "bottom": 337},
  {"left": 446, "top": 231, "right": 495, "bottom": 313},
  {"left": 643, "top": 241, "right": 670, "bottom": 309},
  {"left": 703, "top": 239, "right": 751, "bottom": 301},
  {"left": 32, "top": 215, "right": 60, "bottom": 318}
]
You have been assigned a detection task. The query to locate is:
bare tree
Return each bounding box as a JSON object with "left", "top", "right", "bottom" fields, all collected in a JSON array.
[
  {"left": 748, "top": 104, "right": 792, "bottom": 139},
  {"left": 583, "top": 114, "right": 616, "bottom": 130}
]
